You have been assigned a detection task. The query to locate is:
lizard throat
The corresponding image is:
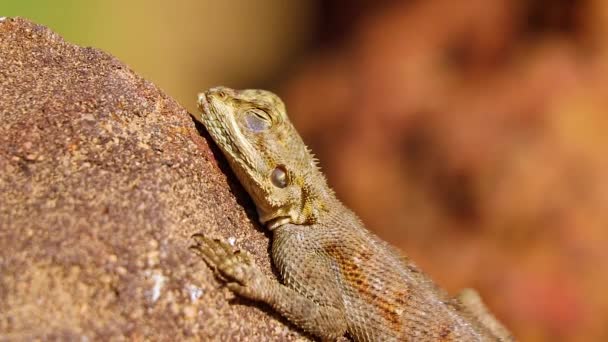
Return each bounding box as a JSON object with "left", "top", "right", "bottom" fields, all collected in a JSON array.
[{"left": 265, "top": 216, "right": 292, "bottom": 230}]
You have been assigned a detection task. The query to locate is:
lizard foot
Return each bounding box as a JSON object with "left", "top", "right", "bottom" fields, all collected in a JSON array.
[{"left": 190, "top": 234, "right": 270, "bottom": 301}]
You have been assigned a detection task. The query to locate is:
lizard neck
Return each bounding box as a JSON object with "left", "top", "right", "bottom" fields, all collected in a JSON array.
[{"left": 266, "top": 179, "right": 351, "bottom": 231}]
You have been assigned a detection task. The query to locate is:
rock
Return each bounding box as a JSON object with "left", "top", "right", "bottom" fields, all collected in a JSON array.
[{"left": 0, "top": 17, "right": 304, "bottom": 341}]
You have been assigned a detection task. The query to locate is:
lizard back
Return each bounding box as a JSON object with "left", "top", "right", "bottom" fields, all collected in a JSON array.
[{"left": 272, "top": 201, "right": 500, "bottom": 341}]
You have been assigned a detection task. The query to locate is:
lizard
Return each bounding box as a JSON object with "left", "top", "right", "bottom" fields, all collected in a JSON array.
[{"left": 190, "top": 86, "right": 514, "bottom": 341}]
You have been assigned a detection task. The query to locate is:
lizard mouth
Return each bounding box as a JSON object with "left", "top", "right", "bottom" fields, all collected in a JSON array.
[
  {"left": 196, "top": 92, "right": 210, "bottom": 115},
  {"left": 196, "top": 88, "right": 269, "bottom": 194},
  {"left": 196, "top": 90, "right": 247, "bottom": 166}
]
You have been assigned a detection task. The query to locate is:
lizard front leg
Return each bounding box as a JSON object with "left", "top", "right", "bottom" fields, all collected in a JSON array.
[{"left": 190, "top": 234, "right": 347, "bottom": 341}]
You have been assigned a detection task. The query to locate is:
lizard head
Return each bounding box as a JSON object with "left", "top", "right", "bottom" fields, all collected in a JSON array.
[{"left": 197, "top": 87, "right": 330, "bottom": 229}]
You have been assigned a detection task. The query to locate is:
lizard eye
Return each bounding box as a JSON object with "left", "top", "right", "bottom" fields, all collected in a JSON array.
[
  {"left": 244, "top": 109, "right": 271, "bottom": 132},
  {"left": 271, "top": 165, "right": 288, "bottom": 188}
]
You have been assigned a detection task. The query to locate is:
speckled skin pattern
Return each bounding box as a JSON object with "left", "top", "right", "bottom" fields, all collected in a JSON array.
[{"left": 191, "top": 87, "right": 514, "bottom": 341}]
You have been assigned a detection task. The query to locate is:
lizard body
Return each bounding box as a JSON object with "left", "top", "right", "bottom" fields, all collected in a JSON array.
[{"left": 191, "top": 87, "right": 513, "bottom": 341}]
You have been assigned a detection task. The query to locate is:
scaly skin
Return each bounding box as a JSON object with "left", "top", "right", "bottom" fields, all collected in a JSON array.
[{"left": 191, "top": 87, "right": 514, "bottom": 341}]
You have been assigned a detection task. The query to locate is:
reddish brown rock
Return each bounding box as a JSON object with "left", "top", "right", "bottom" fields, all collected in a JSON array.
[{"left": 0, "top": 17, "right": 304, "bottom": 341}]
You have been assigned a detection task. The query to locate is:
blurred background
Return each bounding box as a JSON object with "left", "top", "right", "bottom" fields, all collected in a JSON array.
[{"left": 3, "top": 1, "right": 608, "bottom": 341}]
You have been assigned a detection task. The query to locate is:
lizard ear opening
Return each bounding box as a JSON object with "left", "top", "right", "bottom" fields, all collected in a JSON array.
[{"left": 271, "top": 165, "right": 288, "bottom": 188}]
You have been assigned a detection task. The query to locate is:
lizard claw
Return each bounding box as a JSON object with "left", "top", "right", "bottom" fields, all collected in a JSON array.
[
  {"left": 190, "top": 234, "right": 227, "bottom": 269},
  {"left": 190, "top": 233, "right": 268, "bottom": 301}
]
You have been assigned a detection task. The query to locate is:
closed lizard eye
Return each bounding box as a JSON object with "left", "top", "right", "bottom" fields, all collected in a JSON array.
[
  {"left": 271, "top": 165, "right": 288, "bottom": 188},
  {"left": 244, "top": 109, "right": 271, "bottom": 132}
]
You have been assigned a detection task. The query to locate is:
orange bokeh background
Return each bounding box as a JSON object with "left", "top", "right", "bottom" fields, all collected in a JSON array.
[{"left": 4, "top": 1, "right": 608, "bottom": 340}]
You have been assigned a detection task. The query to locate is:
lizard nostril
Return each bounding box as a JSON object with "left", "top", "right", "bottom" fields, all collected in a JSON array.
[{"left": 208, "top": 87, "right": 229, "bottom": 100}]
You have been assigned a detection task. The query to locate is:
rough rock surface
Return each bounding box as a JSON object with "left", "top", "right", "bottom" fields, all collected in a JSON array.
[{"left": 0, "top": 17, "right": 305, "bottom": 341}]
